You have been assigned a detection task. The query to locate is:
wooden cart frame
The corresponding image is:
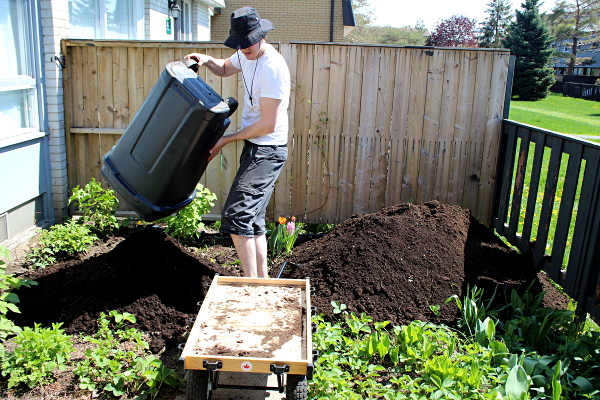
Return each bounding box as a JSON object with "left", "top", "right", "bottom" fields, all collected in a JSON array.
[{"left": 179, "top": 275, "right": 315, "bottom": 399}]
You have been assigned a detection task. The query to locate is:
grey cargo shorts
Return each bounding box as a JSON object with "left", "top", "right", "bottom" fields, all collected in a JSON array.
[{"left": 219, "top": 140, "right": 287, "bottom": 237}]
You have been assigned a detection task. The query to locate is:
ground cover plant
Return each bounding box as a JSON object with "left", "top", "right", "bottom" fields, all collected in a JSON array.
[
  {"left": 1, "top": 187, "right": 594, "bottom": 399},
  {"left": 508, "top": 93, "right": 600, "bottom": 139}
]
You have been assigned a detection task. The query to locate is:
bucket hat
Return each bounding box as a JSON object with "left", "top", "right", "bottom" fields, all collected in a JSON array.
[{"left": 223, "top": 7, "right": 274, "bottom": 50}]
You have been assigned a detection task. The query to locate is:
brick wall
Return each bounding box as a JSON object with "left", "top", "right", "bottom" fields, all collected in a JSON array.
[
  {"left": 40, "top": 0, "right": 69, "bottom": 221},
  {"left": 212, "top": 0, "right": 346, "bottom": 44}
]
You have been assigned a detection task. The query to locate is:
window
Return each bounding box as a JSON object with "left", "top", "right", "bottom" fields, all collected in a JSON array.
[
  {"left": 69, "top": 0, "right": 144, "bottom": 39},
  {"left": 0, "top": 0, "right": 40, "bottom": 141}
]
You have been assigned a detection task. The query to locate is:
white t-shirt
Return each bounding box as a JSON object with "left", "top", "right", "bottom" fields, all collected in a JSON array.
[{"left": 230, "top": 43, "right": 290, "bottom": 145}]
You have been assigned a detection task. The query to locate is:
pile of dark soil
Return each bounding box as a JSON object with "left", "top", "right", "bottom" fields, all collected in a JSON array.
[
  {"left": 283, "top": 201, "right": 568, "bottom": 325},
  {"left": 10, "top": 201, "right": 569, "bottom": 357}
]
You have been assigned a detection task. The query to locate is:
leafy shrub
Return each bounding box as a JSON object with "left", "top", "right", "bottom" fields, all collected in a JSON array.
[
  {"left": 157, "top": 184, "right": 216, "bottom": 242},
  {"left": 27, "top": 219, "right": 98, "bottom": 268},
  {"left": 1, "top": 323, "right": 74, "bottom": 388},
  {"left": 73, "top": 311, "right": 182, "bottom": 398},
  {"left": 68, "top": 178, "right": 120, "bottom": 235},
  {"left": 310, "top": 301, "right": 509, "bottom": 399},
  {"left": 0, "top": 246, "right": 37, "bottom": 353},
  {"left": 450, "top": 283, "right": 600, "bottom": 398}
]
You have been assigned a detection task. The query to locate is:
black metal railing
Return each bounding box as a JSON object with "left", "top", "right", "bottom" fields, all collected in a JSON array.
[{"left": 493, "top": 119, "right": 600, "bottom": 322}]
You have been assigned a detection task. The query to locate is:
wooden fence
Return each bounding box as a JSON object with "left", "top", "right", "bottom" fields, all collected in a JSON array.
[
  {"left": 62, "top": 40, "right": 510, "bottom": 225},
  {"left": 562, "top": 82, "right": 600, "bottom": 102},
  {"left": 494, "top": 120, "right": 600, "bottom": 322}
]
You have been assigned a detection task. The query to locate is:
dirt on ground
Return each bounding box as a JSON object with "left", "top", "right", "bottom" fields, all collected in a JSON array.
[{"left": 2, "top": 200, "right": 570, "bottom": 399}]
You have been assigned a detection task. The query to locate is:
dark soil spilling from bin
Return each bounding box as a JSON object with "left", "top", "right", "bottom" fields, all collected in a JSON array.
[{"left": 11, "top": 201, "right": 569, "bottom": 355}]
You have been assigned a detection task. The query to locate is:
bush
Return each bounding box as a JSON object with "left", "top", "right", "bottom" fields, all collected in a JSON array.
[
  {"left": 157, "top": 184, "right": 216, "bottom": 242},
  {"left": 68, "top": 178, "right": 120, "bottom": 235},
  {"left": 27, "top": 219, "right": 98, "bottom": 268},
  {"left": 1, "top": 323, "right": 74, "bottom": 389},
  {"left": 73, "top": 311, "right": 182, "bottom": 398}
]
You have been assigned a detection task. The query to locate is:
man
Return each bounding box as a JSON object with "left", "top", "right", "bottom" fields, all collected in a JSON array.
[{"left": 184, "top": 7, "right": 290, "bottom": 278}]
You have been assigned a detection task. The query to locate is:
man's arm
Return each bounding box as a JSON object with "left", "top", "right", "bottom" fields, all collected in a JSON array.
[
  {"left": 207, "top": 97, "right": 282, "bottom": 162},
  {"left": 183, "top": 53, "right": 240, "bottom": 77}
]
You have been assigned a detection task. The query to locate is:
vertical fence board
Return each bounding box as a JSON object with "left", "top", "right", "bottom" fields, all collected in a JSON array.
[
  {"left": 434, "top": 50, "right": 459, "bottom": 203},
  {"left": 417, "top": 50, "right": 444, "bottom": 203},
  {"left": 534, "top": 136, "right": 563, "bottom": 269},
  {"left": 385, "top": 48, "right": 411, "bottom": 207},
  {"left": 477, "top": 53, "right": 509, "bottom": 223},
  {"left": 370, "top": 47, "right": 395, "bottom": 212},
  {"left": 448, "top": 51, "right": 477, "bottom": 206},
  {"left": 403, "top": 49, "right": 429, "bottom": 203},
  {"left": 290, "top": 44, "right": 314, "bottom": 218},
  {"left": 353, "top": 47, "right": 379, "bottom": 215},
  {"left": 463, "top": 51, "right": 493, "bottom": 220},
  {"left": 305, "top": 45, "right": 331, "bottom": 221},
  {"left": 337, "top": 46, "right": 363, "bottom": 221},
  {"left": 322, "top": 45, "right": 348, "bottom": 223}
]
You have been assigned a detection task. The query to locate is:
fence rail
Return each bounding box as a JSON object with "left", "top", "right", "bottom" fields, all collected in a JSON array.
[{"left": 493, "top": 120, "right": 600, "bottom": 321}]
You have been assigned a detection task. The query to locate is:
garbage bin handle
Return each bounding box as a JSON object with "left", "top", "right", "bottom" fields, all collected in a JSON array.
[{"left": 225, "top": 97, "right": 238, "bottom": 118}]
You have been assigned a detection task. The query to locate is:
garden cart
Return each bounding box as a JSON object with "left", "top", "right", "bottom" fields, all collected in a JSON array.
[{"left": 179, "top": 275, "right": 316, "bottom": 399}]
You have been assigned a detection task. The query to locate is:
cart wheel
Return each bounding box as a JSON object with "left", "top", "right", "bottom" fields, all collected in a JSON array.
[
  {"left": 286, "top": 374, "right": 307, "bottom": 400},
  {"left": 186, "top": 369, "right": 212, "bottom": 400}
]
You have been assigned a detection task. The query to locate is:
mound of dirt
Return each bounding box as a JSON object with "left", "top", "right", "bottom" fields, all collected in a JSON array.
[
  {"left": 10, "top": 201, "right": 568, "bottom": 355},
  {"left": 12, "top": 228, "right": 230, "bottom": 352},
  {"left": 283, "top": 201, "right": 557, "bottom": 326}
]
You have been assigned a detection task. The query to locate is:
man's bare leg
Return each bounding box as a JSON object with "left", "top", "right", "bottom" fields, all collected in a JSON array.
[
  {"left": 254, "top": 234, "right": 268, "bottom": 278},
  {"left": 231, "top": 234, "right": 257, "bottom": 277}
]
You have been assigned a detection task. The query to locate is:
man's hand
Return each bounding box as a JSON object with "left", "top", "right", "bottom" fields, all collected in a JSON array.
[
  {"left": 183, "top": 53, "right": 213, "bottom": 67},
  {"left": 208, "top": 136, "right": 228, "bottom": 163}
]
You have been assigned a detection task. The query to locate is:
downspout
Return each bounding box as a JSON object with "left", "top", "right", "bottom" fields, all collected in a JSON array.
[{"left": 330, "top": 0, "right": 334, "bottom": 42}]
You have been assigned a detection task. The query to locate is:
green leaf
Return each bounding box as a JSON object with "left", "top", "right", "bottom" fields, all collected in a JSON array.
[{"left": 505, "top": 365, "right": 529, "bottom": 397}]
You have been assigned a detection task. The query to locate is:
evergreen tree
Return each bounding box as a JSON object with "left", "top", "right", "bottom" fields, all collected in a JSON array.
[
  {"left": 502, "top": 0, "right": 555, "bottom": 100},
  {"left": 479, "top": 0, "right": 513, "bottom": 48}
]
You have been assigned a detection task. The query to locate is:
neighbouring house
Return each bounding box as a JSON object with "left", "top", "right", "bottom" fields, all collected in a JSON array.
[
  {"left": 552, "top": 33, "right": 600, "bottom": 78},
  {"left": 210, "top": 0, "right": 356, "bottom": 43},
  {"left": 1, "top": 0, "right": 225, "bottom": 247}
]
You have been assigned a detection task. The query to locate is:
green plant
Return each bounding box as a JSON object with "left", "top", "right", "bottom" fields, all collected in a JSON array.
[
  {"left": 26, "top": 219, "right": 98, "bottom": 268},
  {"left": 1, "top": 322, "right": 74, "bottom": 389},
  {"left": 69, "top": 178, "right": 120, "bottom": 235},
  {"left": 268, "top": 216, "right": 305, "bottom": 259},
  {"left": 73, "top": 311, "right": 182, "bottom": 398},
  {"left": 157, "top": 184, "right": 216, "bottom": 242},
  {"left": 310, "top": 304, "right": 511, "bottom": 399},
  {"left": 0, "top": 246, "right": 37, "bottom": 353}
]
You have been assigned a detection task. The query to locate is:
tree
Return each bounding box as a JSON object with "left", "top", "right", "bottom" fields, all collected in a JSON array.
[
  {"left": 547, "top": 0, "right": 600, "bottom": 75},
  {"left": 479, "top": 0, "right": 513, "bottom": 48},
  {"left": 503, "top": 0, "right": 555, "bottom": 100},
  {"left": 426, "top": 15, "right": 478, "bottom": 47},
  {"left": 346, "top": 0, "right": 376, "bottom": 43},
  {"left": 346, "top": 1, "right": 427, "bottom": 45}
]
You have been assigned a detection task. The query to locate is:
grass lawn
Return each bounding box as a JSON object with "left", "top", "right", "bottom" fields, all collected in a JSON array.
[{"left": 508, "top": 93, "right": 600, "bottom": 140}]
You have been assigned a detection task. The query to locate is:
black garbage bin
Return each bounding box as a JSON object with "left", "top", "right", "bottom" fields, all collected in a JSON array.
[{"left": 101, "top": 61, "right": 238, "bottom": 221}]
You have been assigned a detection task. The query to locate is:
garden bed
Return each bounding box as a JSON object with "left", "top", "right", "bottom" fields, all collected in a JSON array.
[{"left": 1, "top": 200, "right": 569, "bottom": 399}]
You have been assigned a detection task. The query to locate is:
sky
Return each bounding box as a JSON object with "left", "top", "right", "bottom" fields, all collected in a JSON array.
[{"left": 367, "top": 0, "right": 555, "bottom": 31}]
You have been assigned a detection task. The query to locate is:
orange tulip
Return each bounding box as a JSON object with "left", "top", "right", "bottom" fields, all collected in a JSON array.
[{"left": 278, "top": 217, "right": 287, "bottom": 225}]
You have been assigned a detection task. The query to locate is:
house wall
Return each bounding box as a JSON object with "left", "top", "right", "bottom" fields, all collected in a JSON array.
[
  {"left": 41, "top": 0, "right": 70, "bottom": 222},
  {"left": 211, "top": 0, "right": 347, "bottom": 44}
]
